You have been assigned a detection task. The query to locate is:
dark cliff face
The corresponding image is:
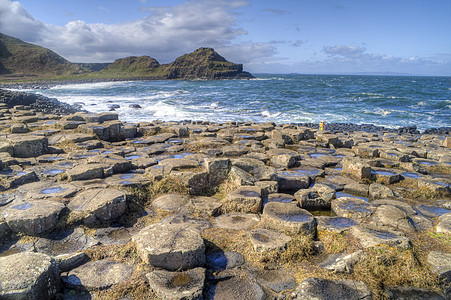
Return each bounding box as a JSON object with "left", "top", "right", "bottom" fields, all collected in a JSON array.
[{"left": 162, "top": 48, "right": 253, "bottom": 79}]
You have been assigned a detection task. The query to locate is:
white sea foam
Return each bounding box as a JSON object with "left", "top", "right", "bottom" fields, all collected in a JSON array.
[
  {"left": 50, "top": 81, "right": 132, "bottom": 90},
  {"left": 261, "top": 110, "right": 281, "bottom": 118}
]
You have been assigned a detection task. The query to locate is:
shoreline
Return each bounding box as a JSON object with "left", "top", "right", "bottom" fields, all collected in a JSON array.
[{"left": 1, "top": 87, "right": 450, "bottom": 135}]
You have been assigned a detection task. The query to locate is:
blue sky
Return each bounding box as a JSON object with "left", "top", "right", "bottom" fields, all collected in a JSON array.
[{"left": 1, "top": 0, "right": 450, "bottom": 75}]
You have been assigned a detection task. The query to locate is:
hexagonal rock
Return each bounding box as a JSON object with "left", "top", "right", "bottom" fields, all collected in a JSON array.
[
  {"left": 271, "top": 154, "right": 297, "bottom": 168},
  {"left": 372, "top": 205, "right": 416, "bottom": 232},
  {"left": 204, "top": 158, "right": 230, "bottom": 186},
  {"left": 214, "top": 214, "right": 260, "bottom": 230},
  {"left": 247, "top": 228, "right": 291, "bottom": 252},
  {"left": 191, "top": 196, "right": 223, "bottom": 216},
  {"left": 62, "top": 260, "right": 133, "bottom": 291},
  {"left": 2, "top": 200, "right": 65, "bottom": 236},
  {"left": 267, "top": 193, "right": 295, "bottom": 203},
  {"left": 133, "top": 223, "right": 206, "bottom": 271},
  {"left": 350, "top": 225, "right": 411, "bottom": 249},
  {"left": 291, "top": 277, "right": 371, "bottom": 300},
  {"left": 67, "top": 188, "right": 126, "bottom": 225},
  {"left": 159, "top": 158, "right": 199, "bottom": 170},
  {"left": 294, "top": 183, "right": 336, "bottom": 210},
  {"left": 152, "top": 194, "right": 190, "bottom": 212},
  {"left": 170, "top": 171, "right": 209, "bottom": 195},
  {"left": 331, "top": 197, "right": 374, "bottom": 220},
  {"left": 205, "top": 273, "right": 265, "bottom": 300},
  {"left": 369, "top": 183, "right": 396, "bottom": 199},
  {"left": 437, "top": 213, "right": 451, "bottom": 234},
  {"left": 385, "top": 286, "right": 446, "bottom": 300},
  {"left": 427, "top": 251, "right": 451, "bottom": 282},
  {"left": 232, "top": 158, "right": 277, "bottom": 181},
  {"left": 65, "top": 163, "right": 105, "bottom": 181},
  {"left": 146, "top": 267, "right": 205, "bottom": 300},
  {"left": 5, "top": 135, "right": 48, "bottom": 158},
  {"left": 255, "top": 269, "right": 297, "bottom": 293},
  {"left": 262, "top": 202, "right": 316, "bottom": 235},
  {"left": 224, "top": 186, "right": 262, "bottom": 213},
  {"left": 0, "top": 252, "right": 61, "bottom": 299},
  {"left": 316, "top": 216, "right": 358, "bottom": 233},
  {"left": 318, "top": 250, "right": 364, "bottom": 273},
  {"left": 342, "top": 156, "right": 372, "bottom": 180},
  {"left": 206, "top": 251, "right": 245, "bottom": 271},
  {"left": 276, "top": 170, "right": 310, "bottom": 192}
]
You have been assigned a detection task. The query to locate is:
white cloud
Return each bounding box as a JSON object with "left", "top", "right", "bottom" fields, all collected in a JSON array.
[
  {"left": 0, "top": 0, "right": 260, "bottom": 64},
  {"left": 323, "top": 45, "right": 366, "bottom": 58}
]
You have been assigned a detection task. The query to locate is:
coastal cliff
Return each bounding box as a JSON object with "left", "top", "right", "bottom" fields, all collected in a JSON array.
[{"left": 0, "top": 33, "right": 253, "bottom": 82}]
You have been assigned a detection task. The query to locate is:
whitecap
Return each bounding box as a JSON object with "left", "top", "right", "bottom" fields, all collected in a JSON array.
[{"left": 261, "top": 110, "right": 281, "bottom": 118}]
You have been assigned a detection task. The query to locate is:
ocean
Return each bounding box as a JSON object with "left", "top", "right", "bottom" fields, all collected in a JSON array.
[{"left": 19, "top": 74, "right": 451, "bottom": 131}]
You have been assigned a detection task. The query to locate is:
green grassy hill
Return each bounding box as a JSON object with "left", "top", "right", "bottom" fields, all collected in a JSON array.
[
  {"left": 0, "top": 33, "right": 253, "bottom": 83},
  {"left": 0, "top": 33, "right": 84, "bottom": 77}
]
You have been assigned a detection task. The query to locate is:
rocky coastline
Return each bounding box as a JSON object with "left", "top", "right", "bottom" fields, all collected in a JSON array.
[{"left": 0, "top": 90, "right": 450, "bottom": 299}]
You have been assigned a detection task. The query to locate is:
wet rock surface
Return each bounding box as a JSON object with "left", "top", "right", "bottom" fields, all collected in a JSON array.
[{"left": 0, "top": 104, "right": 449, "bottom": 298}]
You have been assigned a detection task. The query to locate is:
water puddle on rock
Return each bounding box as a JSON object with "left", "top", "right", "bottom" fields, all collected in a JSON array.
[
  {"left": 401, "top": 172, "right": 420, "bottom": 179},
  {"left": 41, "top": 187, "right": 68, "bottom": 194},
  {"left": 336, "top": 192, "right": 368, "bottom": 202},
  {"left": 12, "top": 202, "right": 33, "bottom": 210}
]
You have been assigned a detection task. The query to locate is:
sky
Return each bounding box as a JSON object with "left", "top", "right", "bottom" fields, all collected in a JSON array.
[{"left": 0, "top": 0, "right": 450, "bottom": 75}]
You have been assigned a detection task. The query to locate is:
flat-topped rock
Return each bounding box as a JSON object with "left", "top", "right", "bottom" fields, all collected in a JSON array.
[
  {"left": 67, "top": 188, "right": 126, "bottom": 225},
  {"left": 276, "top": 170, "right": 310, "bottom": 192},
  {"left": 369, "top": 183, "right": 396, "bottom": 199},
  {"left": 372, "top": 204, "right": 416, "bottom": 232},
  {"left": 2, "top": 200, "right": 65, "bottom": 236},
  {"left": 254, "top": 269, "right": 297, "bottom": 293},
  {"left": 133, "top": 222, "right": 206, "bottom": 271},
  {"left": 62, "top": 259, "right": 133, "bottom": 291},
  {"left": 205, "top": 271, "right": 265, "bottom": 300},
  {"left": 331, "top": 197, "right": 375, "bottom": 220},
  {"left": 316, "top": 216, "right": 358, "bottom": 233},
  {"left": 214, "top": 213, "right": 260, "bottom": 230},
  {"left": 262, "top": 202, "right": 316, "bottom": 235},
  {"left": 436, "top": 212, "right": 451, "bottom": 234},
  {"left": 350, "top": 225, "right": 411, "bottom": 249},
  {"left": 291, "top": 277, "right": 371, "bottom": 300},
  {"left": 159, "top": 214, "right": 212, "bottom": 232},
  {"left": 206, "top": 250, "right": 245, "bottom": 271},
  {"left": 247, "top": 228, "right": 291, "bottom": 252},
  {"left": 65, "top": 163, "right": 105, "bottom": 181},
  {"left": 0, "top": 252, "right": 61, "bottom": 299},
  {"left": 2, "top": 134, "right": 48, "bottom": 158},
  {"left": 224, "top": 186, "right": 262, "bottom": 213},
  {"left": 159, "top": 158, "right": 199, "bottom": 170},
  {"left": 342, "top": 156, "right": 372, "bottom": 180},
  {"left": 191, "top": 196, "right": 223, "bottom": 216},
  {"left": 294, "top": 183, "right": 336, "bottom": 210},
  {"left": 152, "top": 193, "right": 190, "bottom": 212},
  {"left": 146, "top": 267, "right": 205, "bottom": 300},
  {"left": 427, "top": 251, "right": 451, "bottom": 282}
]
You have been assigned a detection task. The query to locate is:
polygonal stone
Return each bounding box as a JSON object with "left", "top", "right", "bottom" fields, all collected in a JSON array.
[
  {"left": 277, "top": 170, "right": 310, "bottom": 192},
  {"left": 224, "top": 186, "right": 262, "bottom": 213},
  {"left": 206, "top": 251, "right": 245, "bottom": 271},
  {"left": 267, "top": 193, "right": 295, "bottom": 203},
  {"left": 271, "top": 154, "right": 297, "bottom": 168},
  {"left": 247, "top": 228, "right": 291, "bottom": 252},
  {"left": 204, "top": 158, "right": 230, "bottom": 186},
  {"left": 255, "top": 180, "right": 278, "bottom": 195},
  {"left": 331, "top": 197, "right": 374, "bottom": 220},
  {"left": 232, "top": 158, "right": 277, "bottom": 181},
  {"left": 5, "top": 135, "right": 48, "bottom": 158},
  {"left": 427, "top": 251, "right": 451, "bottom": 283},
  {"left": 228, "top": 166, "right": 257, "bottom": 186},
  {"left": 385, "top": 286, "right": 446, "bottom": 300},
  {"left": 294, "top": 183, "right": 336, "bottom": 210},
  {"left": 152, "top": 194, "right": 190, "bottom": 212},
  {"left": 65, "top": 163, "right": 104, "bottom": 181},
  {"left": 0, "top": 252, "right": 61, "bottom": 299},
  {"left": 372, "top": 205, "right": 416, "bottom": 232},
  {"left": 159, "top": 214, "right": 212, "bottom": 232},
  {"left": 191, "top": 196, "right": 223, "bottom": 216},
  {"left": 2, "top": 200, "right": 65, "bottom": 236},
  {"left": 255, "top": 269, "right": 297, "bottom": 293},
  {"left": 350, "top": 225, "right": 411, "bottom": 249},
  {"left": 414, "top": 204, "right": 450, "bottom": 219},
  {"left": 291, "top": 277, "right": 371, "bottom": 300},
  {"left": 262, "top": 202, "right": 316, "bottom": 235},
  {"left": 205, "top": 273, "right": 265, "bottom": 300},
  {"left": 133, "top": 223, "right": 206, "bottom": 271},
  {"left": 214, "top": 213, "right": 260, "bottom": 230},
  {"left": 170, "top": 171, "right": 209, "bottom": 195},
  {"left": 342, "top": 156, "right": 372, "bottom": 180},
  {"left": 318, "top": 250, "right": 363, "bottom": 273},
  {"left": 67, "top": 188, "right": 126, "bottom": 225},
  {"left": 62, "top": 260, "right": 133, "bottom": 291},
  {"left": 437, "top": 213, "right": 451, "bottom": 234},
  {"left": 159, "top": 158, "right": 199, "bottom": 170},
  {"left": 146, "top": 267, "right": 205, "bottom": 300},
  {"left": 369, "top": 183, "right": 396, "bottom": 199},
  {"left": 316, "top": 216, "right": 359, "bottom": 233}
]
